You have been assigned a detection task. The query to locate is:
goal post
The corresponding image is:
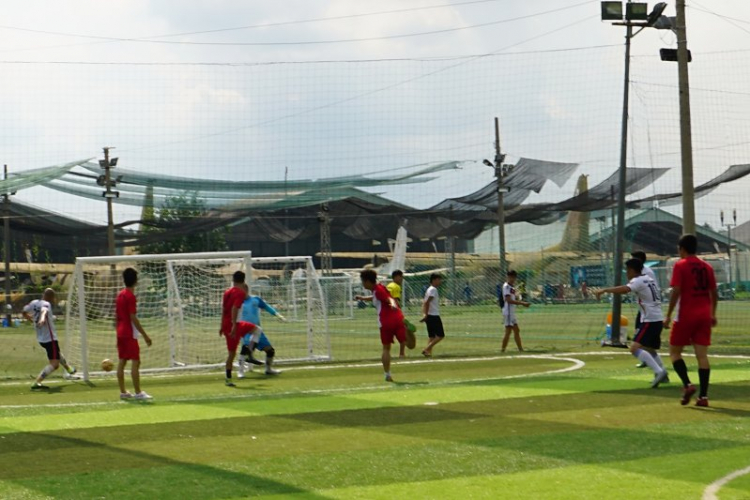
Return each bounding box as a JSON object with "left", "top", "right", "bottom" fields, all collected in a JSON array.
[{"left": 64, "top": 252, "right": 330, "bottom": 380}]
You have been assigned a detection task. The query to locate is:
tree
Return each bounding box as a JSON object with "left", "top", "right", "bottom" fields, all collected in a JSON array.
[{"left": 137, "top": 193, "right": 227, "bottom": 255}]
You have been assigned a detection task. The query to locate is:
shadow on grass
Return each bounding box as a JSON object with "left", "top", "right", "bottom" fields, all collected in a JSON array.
[{"left": 4, "top": 432, "right": 327, "bottom": 500}]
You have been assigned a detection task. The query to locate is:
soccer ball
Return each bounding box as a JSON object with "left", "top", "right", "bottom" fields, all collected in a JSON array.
[{"left": 101, "top": 359, "right": 114, "bottom": 372}]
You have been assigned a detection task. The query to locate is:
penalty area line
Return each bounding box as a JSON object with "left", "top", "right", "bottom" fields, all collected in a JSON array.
[
  {"left": 0, "top": 355, "right": 585, "bottom": 410},
  {"left": 703, "top": 464, "right": 750, "bottom": 500}
]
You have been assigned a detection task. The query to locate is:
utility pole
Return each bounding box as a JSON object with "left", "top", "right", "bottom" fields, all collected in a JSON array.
[
  {"left": 318, "top": 203, "right": 332, "bottom": 276},
  {"left": 3, "top": 164, "right": 12, "bottom": 326},
  {"left": 99, "top": 147, "right": 119, "bottom": 256},
  {"left": 284, "top": 166, "right": 289, "bottom": 257},
  {"left": 676, "top": 0, "right": 695, "bottom": 234},
  {"left": 487, "top": 117, "right": 509, "bottom": 277},
  {"left": 97, "top": 146, "right": 120, "bottom": 255},
  {"left": 721, "top": 210, "right": 737, "bottom": 287}
]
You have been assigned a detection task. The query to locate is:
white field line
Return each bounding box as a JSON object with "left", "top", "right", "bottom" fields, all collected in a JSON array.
[
  {"left": 0, "top": 355, "right": 584, "bottom": 410},
  {"left": 703, "top": 465, "right": 750, "bottom": 500},
  {"left": 0, "top": 353, "right": 575, "bottom": 387}
]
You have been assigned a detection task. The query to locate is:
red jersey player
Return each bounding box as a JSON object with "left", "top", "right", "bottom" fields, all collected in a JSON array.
[
  {"left": 356, "top": 269, "right": 406, "bottom": 382},
  {"left": 220, "top": 271, "right": 261, "bottom": 387},
  {"left": 665, "top": 234, "right": 718, "bottom": 407},
  {"left": 116, "top": 268, "right": 153, "bottom": 400}
]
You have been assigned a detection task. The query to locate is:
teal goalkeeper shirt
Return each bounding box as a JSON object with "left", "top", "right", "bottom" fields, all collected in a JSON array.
[{"left": 240, "top": 295, "right": 278, "bottom": 326}]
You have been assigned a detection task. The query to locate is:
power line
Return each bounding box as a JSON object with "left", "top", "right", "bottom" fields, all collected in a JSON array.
[
  {"left": 120, "top": 13, "right": 599, "bottom": 154},
  {"left": 0, "top": 43, "right": 620, "bottom": 66},
  {"left": 0, "top": 0, "right": 595, "bottom": 50}
]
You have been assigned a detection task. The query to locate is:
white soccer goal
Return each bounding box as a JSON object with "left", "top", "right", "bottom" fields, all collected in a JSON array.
[
  {"left": 292, "top": 275, "right": 354, "bottom": 320},
  {"left": 64, "top": 252, "right": 330, "bottom": 379}
]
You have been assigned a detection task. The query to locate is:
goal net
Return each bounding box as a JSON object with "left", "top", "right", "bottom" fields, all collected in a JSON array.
[{"left": 64, "top": 252, "right": 330, "bottom": 379}]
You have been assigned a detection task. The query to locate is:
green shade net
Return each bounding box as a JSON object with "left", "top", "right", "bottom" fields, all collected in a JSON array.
[
  {"left": 42, "top": 160, "right": 460, "bottom": 210},
  {"left": 0, "top": 159, "right": 92, "bottom": 196}
]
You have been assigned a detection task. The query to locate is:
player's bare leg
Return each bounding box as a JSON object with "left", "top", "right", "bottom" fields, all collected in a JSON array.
[
  {"left": 32, "top": 359, "right": 60, "bottom": 389},
  {"left": 131, "top": 359, "right": 142, "bottom": 393},
  {"left": 117, "top": 359, "right": 134, "bottom": 399},
  {"left": 513, "top": 325, "right": 524, "bottom": 352},
  {"left": 424, "top": 336, "right": 443, "bottom": 356},
  {"left": 399, "top": 342, "right": 406, "bottom": 358},
  {"left": 501, "top": 326, "right": 513, "bottom": 352},
  {"left": 382, "top": 344, "right": 394, "bottom": 382}
]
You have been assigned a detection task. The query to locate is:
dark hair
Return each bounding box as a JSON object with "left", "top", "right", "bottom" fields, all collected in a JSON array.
[
  {"left": 625, "top": 258, "right": 644, "bottom": 273},
  {"left": 360, "top": 269, "right": 378, "bottom": 284},
  {"left": 123, "top": 268, "right": 138, "bottom": 288},
  {"left": 631, "top": 251, "right": 647, "bottom": 263},
  {"left": 430, "top": 273, "right": 442, "bottom": 283},
  {"left": 678, "top": 234, "right": 698, "bottom": 255},
  {"left": 507, "top": 270, "right": 518, "bottom": 277},
  {"left": 232, "top": 271, "right": 246, "bottom": 284},
  {"left": 391, "top": 270, "right": 404, "bottom": 279}
]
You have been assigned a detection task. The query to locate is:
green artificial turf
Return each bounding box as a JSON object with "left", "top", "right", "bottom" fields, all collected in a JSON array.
[{"left": 1, "top": 353, "right": 750, "bottom": 499}]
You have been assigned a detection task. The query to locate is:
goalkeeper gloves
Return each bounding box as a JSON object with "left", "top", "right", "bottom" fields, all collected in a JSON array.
[{"left": 276, "top": 314, "right": 287, "bottom": 323}]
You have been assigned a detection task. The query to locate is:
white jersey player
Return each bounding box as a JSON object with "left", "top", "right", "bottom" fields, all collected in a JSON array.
[
  {"left": 501, "top": 270, "right": 530, "bottom": 353},
  {"left": 22, "top": 288, "right": 77, "bottom": 389},
  {"left": 596, "top": 259, "right": 669, "bottom": 388}
]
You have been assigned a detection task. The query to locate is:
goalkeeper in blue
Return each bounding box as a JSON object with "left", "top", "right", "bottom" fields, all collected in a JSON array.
[{"left": 237, "top": 283, "right": 286, "bottom": 377}]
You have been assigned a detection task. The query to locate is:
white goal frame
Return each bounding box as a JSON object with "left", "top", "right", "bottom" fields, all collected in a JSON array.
[{"left": 65, "top": 252, "right": 331, "bottom": 380}]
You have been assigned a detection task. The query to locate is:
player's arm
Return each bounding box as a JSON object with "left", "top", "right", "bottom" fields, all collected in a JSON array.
[
  {"left": 230, "top": 305, "right": 240, "bottom": 337},
  {"left": 504, "top": 294, "right": 530, "bottom": 307},
  {"left": 421, "top": 295, "right": 433, "bottom": 320},
  {"left": 22, "top": 304, "right": 33, "bottom": 323},
  {"left": 595, "top": 285, "right": 631, "bottom": 300},
  {"left": 130, "top": 313, "right": 152, "bottom": 346},
  {"left": 259, "top": 298, "right": 286, "bottom": 321},
  {"left": 355, "top": 294, "right": 373, "bottom": 302},
  {"left": 665, "top": 286, "right": 681, "bottom": 327}
]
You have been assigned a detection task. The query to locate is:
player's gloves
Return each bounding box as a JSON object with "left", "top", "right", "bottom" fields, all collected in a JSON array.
[{"left": 276, "top": 314, "right": 287, "bottom": 323}]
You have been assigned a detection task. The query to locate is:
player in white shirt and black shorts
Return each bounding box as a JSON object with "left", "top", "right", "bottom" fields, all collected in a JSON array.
[
  {"left": 23, "top": 288, "right": 77, "bottom": 390},
  {"left": 631, "top": 251, "right": 660, "bottom": 368},
  {"left": 501, "top": 270, "right": 530, "bottom": 353},
  {"left": 596, "top": 259, "right": 669, "bottom": 388},
  {"left": 420, "top": 273, "right": 444, "bottom": 357}
]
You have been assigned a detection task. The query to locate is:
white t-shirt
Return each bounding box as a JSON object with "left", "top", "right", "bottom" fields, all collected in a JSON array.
[
  {"left": 627, "top": 275, "right": 663, "bottom": 323},
  {"left": 424, "top": 285, "right": 440, "bottom": 316},
  {"left": 502, "top": 282, "right": 516, "bottom": 315},
  {"left": 642, "top": 266, "right": 658, "bottom": 287},
  {"left": 23, "top": 299, "right": 57, "bottom": 342}
]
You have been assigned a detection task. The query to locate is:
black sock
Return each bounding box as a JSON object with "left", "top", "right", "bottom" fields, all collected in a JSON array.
[
  {"left": 226, "top": 369, "right": 232, "bottom": 379},
  {"left": 698, "top": 368, "right": 710, "bottom": 398},
  {"left": 672, "top": 359, "right": 692, "bottom": 387}
]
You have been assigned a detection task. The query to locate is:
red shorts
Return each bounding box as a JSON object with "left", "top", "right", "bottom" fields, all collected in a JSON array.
[
  {"left": 670, "top": 317, "right": 712, "bottom": 346},
  {"left": 224, "top": 321, "right": 257, "bottom": 352},
  {"left": 117, "top": 336, "right": 140, "bottom": 361},
  {"left": 380, "top": 321, "right": 406, "bottom": 346}
]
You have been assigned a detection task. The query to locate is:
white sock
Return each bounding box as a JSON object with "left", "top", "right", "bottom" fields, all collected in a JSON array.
[
  {"left": 650, "top": 352, "right": 665, "bottom": 370},
  {"left": 634, "top": 349, "right": 662, "bottom": 375},
  {"left": 37, "top": 364, "right": 55, "bottom": 382}
]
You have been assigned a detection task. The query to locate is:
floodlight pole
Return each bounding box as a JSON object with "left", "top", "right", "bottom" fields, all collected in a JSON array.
[
  {"left": 494, "top": 117, "right": 508, "bottom": 277},
  {"left": 676, "top": 0, "right": 696, "bottom": 234},
  {"left": 609, "top": 19, "right": 633, "bottom": 346},
  {"left": 3, "top": 164, "right": 11, "bottom": 326}
]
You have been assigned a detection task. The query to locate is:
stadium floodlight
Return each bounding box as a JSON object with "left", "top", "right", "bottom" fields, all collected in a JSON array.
[
  {"left": 626, "top": 2, "right": 648, "bottom": 20},
  {"left": 110, "top": 157, "right": 119, "bottom": 167},
  {"left": 601, "top": 1, "right": 623, "bottom": 20},
  {"left": 482, "top": 159, "right": 494, "bottom": 167},
  {"left": 647, "top": 2, "right": 668, "bottom": 24}
]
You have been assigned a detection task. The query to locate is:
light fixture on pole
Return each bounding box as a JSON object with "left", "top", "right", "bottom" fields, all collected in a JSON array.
[
  {"left": 484, "top": 117, "right": 512, "bottom": 277},
  {"left": 601, "top": 1, "right": 673, "bottom": 347}
]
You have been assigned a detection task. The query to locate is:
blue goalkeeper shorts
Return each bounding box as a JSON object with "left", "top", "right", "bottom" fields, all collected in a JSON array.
[{"left": 242, "top": 332, "right": 271, "bottom": 351}]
